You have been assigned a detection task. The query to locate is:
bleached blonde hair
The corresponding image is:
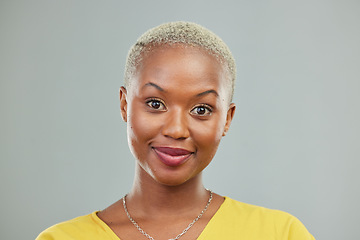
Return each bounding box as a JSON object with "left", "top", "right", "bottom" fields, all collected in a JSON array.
[{"left": 124, "top": 21, "right": 236, "bottom": 100}]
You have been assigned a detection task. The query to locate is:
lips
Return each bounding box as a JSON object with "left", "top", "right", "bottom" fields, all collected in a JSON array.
[{"left": 153, "top": 147, "right": 193, "bottom": 167}]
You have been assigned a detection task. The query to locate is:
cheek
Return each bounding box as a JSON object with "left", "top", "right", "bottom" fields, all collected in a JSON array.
[
  {"left": 126, "top": 104, "right": 157, "bottom": 158},
  {"left": 191, "top": 115, "right": 225, "bottom": 154}
]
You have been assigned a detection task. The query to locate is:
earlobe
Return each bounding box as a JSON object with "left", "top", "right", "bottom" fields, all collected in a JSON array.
[
  {"left": 119, "top": 86, "right": 128, "bottom": 122},
  {"left": 222, "top": 103, "right": 236, "bottom": 136}
]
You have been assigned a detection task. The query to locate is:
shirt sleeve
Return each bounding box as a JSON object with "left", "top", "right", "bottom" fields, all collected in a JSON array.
[{"left": 281, "top": 213, "right": 315, "bottom": 240}]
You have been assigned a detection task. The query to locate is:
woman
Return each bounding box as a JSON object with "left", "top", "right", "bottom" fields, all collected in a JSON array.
[{"left": 37, "top": 21, "right": 314, "bottom": 240}]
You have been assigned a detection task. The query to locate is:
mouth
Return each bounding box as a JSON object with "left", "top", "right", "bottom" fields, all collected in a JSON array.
[{"left": 152, "top": 147, "right": 193, "bottom": 167}]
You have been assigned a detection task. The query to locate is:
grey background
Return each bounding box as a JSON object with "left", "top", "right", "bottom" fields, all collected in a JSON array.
[{"left": 1, "top": 0, "right": 359, "bottom": 239}]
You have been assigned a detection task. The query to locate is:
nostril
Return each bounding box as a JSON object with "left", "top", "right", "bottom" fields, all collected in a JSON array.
[
  {"left": 162, "top": 127, "right": 190, "bottom": 140},
  {"left": 161, "top": 114, "right": 190, "bottom": 140},
  {"left": 164, "top": 135, "right": 187, "bottom": 140}
]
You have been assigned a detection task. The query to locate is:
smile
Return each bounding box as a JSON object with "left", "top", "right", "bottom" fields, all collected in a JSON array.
[{"left": 152, "top": 147, "right": 193, "bottom": 167}]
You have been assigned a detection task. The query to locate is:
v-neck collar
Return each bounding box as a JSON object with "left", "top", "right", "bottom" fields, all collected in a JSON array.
[
  {"left": 196, "top": 196, "right": 229, "bottom": 239},
  {"left": 92, "top": 197, "right": 230, "bottom": 240}
]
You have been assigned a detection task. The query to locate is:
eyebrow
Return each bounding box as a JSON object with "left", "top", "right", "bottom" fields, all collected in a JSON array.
[
  {"left": 142, "top": 82, "right": 165, "bottom": 92},
  {"left": 196, "top": 89, "right": 219, "bottom": 98},
  {"left": 142, "top": 82, "right": 218, "bottom": 98}
]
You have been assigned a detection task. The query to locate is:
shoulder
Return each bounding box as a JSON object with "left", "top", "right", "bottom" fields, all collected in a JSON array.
[
  {"left": 206, "top": 197, "right": 315, "bottom": 240},
  {"left": 36, "top": 212, "right": 117, "bottom": 240},
  {"left": 223, "top": 197, "right": 297, "bottom": 220}
]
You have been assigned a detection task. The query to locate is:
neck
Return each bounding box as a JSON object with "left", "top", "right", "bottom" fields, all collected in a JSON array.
[{"left": 126, "top": 165, "right": 209, "bottom": 216}]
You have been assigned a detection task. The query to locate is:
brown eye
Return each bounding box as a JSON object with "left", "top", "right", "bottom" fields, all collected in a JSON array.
[
  {"left": 146, "top": 99, "right": 166, "bottom": 111},
  {"left": 196, "top": 106, "right": 206, "bottom": 115},
  {"left": 151, "top": 101, "right": 161, "bottom": 109},
  {"left": 190, "top": 105, "right": 212, "bottom": 116}
]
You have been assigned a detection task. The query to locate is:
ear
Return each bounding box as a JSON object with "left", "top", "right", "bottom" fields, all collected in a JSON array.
[
  {"left": 119, "top": 86, "right": 128, "bottom": 122},
  {"left": 223, "top": 103, "right": 236, "bottom": 136}
]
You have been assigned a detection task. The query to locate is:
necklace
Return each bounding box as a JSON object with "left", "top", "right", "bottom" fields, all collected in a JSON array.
[{"left": 122, "top": 190, "right": 213, "bottom": 240}]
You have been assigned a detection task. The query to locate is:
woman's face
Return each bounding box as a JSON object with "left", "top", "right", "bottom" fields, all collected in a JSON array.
[{"left": 120, "top": 45, "right": 235, "bottom": 186}]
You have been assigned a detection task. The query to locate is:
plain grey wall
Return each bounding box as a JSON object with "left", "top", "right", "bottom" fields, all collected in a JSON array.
[{"left": 1, "top": 0, "right": 359, "bottom": 239}]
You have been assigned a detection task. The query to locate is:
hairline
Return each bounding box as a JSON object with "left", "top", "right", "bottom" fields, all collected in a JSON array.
[
  {"left": 123, "top": 21, "right": 236, "bottom": 102},
  {"left": 125, "top": 42, "right": 234, "bottom": 102}
]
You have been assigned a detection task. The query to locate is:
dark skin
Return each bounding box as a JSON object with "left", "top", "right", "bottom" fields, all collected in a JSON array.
[{"left": 98, "top": 45, "right": 236, "bottom": 240}]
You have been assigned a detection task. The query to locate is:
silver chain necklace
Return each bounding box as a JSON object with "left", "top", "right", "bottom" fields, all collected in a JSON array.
[{"left": 122, "top": 190, "right": 213, "bottom": 240}]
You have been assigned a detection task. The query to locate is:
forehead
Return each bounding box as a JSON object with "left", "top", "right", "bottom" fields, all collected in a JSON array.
[
  {"left": 140, "top": 44, "right": 225, "bottom": 70},
  {"left": 130, "top": 45, "right": 231, "bottom": 95},
  {"left": 145, "top": 45, "right": 222, "bottom": 76}
]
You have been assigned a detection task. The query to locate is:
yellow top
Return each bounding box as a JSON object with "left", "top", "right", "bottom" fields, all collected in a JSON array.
[{"left": 36, "top": 197, "right": 315, "bottom": 240}]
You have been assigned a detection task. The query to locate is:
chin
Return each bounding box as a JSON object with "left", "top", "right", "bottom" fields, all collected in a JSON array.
[
  {"left": 151, "top": 172, "right": 193, "bottom": 187},
  {"left": 136, "top": 159, "right": 204, "bottom": 188},
  {"left": 148, "top": 167, "right": 203, "bottom": 187}
]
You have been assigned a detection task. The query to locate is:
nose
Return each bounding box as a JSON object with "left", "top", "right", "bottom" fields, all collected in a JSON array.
[{"left": 161, "top": 108, "right": 190, "bottom": 140}]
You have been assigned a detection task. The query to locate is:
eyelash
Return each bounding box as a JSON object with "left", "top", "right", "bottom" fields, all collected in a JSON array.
[
  {"left": 190, "top": 104, "right": 213, "bottom": 117},
  {"left": 146, "top": 98, "right": 167, "bottom": 111},
  {"left": 145, "top": 99, "right": 213, "bottom": 117}
]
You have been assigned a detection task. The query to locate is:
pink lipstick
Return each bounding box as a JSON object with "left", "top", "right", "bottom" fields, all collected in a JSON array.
[{"left": 153, "top": 147, "right": 193, "bottom": 167}]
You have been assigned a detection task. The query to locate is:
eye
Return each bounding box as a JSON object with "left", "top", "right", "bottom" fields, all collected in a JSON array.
[
  {"left": 146, "top": 99, "right": 166, "bottom": 111},
  {"left": 190, "top": 105, "right": 212, "bottom": 116}
]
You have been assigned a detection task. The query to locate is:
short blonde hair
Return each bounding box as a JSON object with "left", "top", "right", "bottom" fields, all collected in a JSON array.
[{"left": 124, "top": 21, "right": 236, "bottom": 100}]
